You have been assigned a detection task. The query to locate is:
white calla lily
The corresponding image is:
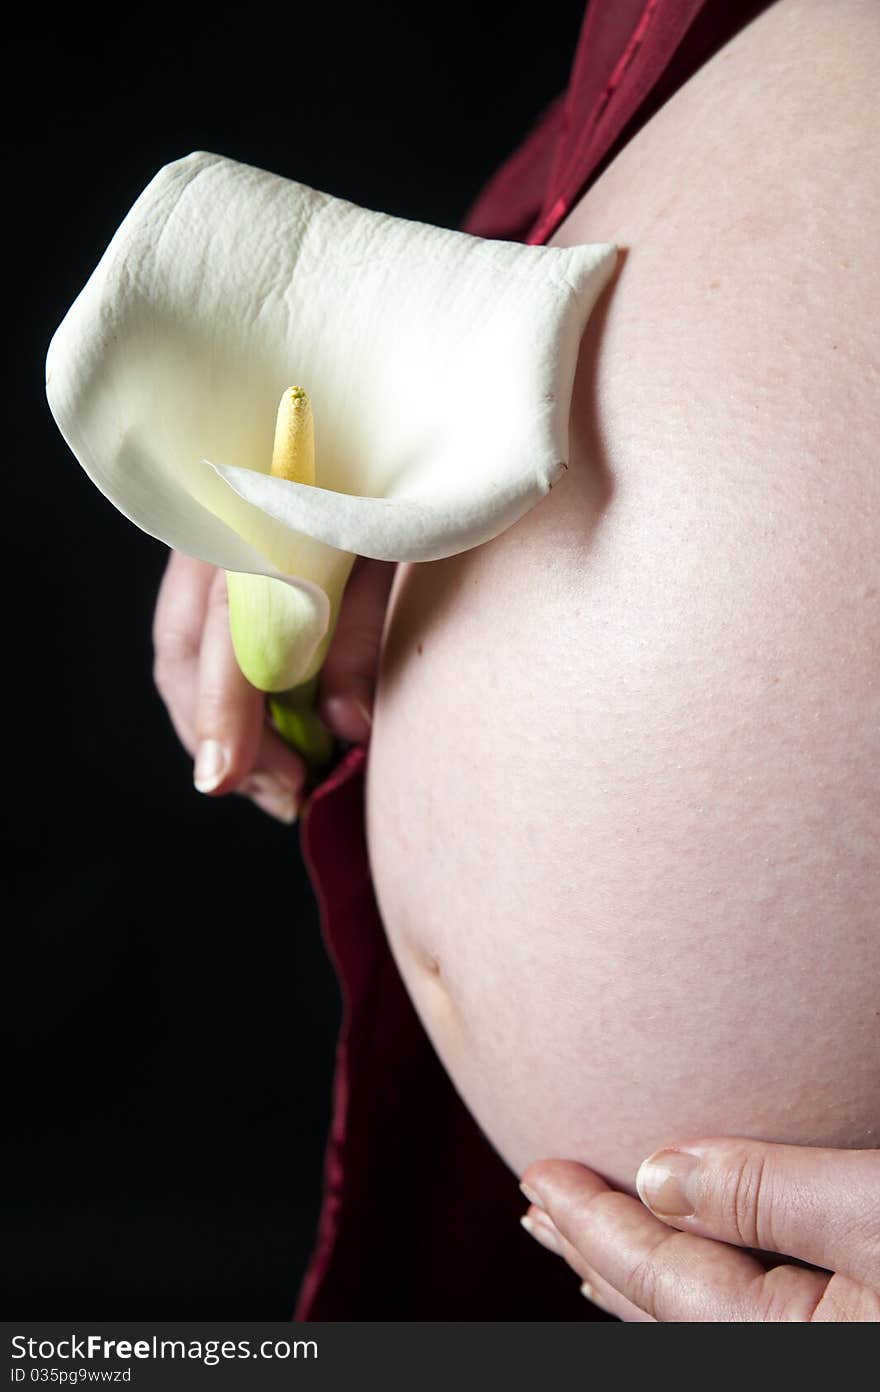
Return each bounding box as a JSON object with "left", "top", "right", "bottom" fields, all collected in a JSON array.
[{"left": 46, "top": 151, "right": 616, "bottom": 756}]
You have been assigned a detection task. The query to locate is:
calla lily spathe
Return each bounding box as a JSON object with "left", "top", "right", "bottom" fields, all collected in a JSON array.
[{"left": 46, "top": 151, "right": 616, "bottom": 691}]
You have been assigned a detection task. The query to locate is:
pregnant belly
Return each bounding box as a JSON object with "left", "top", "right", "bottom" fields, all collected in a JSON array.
[
  {"left": 364, "top": 358, "right": 880, "bottom": 1191},
  {"left": 365, "top": 0, "right": 880, "bottom": 1191}
]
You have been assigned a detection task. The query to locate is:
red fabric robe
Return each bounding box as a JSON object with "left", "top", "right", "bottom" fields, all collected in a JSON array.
[{"left": 296, "top": 0, "right": 773, "bottom": 1320}]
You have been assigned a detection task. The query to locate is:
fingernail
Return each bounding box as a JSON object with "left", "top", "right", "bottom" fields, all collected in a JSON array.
[
  {"left": 194, "top": 739, "right": 229, "bottom": 793},
  {"left": 322, "top": 695, "right": 372, "bottom": 743},
  {"left": 519, "top": 1180, "right": 545, "bottom": 1211},
  {"left": 579, "top": 1279, "right": 611, "bottom": 1314},
  {"left": 636, "top": 1149, "right": 701, "bottom": 1217},
  {"left": 520, "top": 1212, "right": 563, "bottom": 1256},
  {"left": 238, "top": 772, "right": 299, "bottom": 825}
]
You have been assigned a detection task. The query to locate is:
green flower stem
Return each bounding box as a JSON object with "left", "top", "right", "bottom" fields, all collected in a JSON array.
[{"left": 268, "top": 676, "right": 335, "bottom": 778}]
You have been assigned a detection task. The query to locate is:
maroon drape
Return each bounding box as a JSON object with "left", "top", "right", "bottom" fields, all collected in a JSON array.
[{"left": 296, "top": 0, "right": 773, "bottom": 1320}]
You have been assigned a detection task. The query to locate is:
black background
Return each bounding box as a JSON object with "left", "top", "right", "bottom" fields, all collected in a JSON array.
[{"left": 4, "top": 1, "right": 586, "bottom": 1317}]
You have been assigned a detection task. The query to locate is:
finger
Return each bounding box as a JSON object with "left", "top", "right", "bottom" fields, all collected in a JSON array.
[
  {"left": 236, "top": 723, "right": 308, "bottom": 825},
  {"left": 635, "top": 1139, "right": 880, "bottom": 1288},
  {"left": 522, "top": 1160, "right": 830, "bottom": 1322},
  {"left": 155, "top": 555, "right": 306, "bottom": 821},
  {"left": 808, "top": 1273, "right": 880, "bottom": 1322},
  {"left": 577, "top": 1267, "right": 656, "bottom": 1322},
  {"left": 195, "top": 575, "right": 306, "bottom": 821},
  {"left": 193, "top": 568, "right": 264, "bottom": 794},
  {"left": 153, "top": 551, "right": 216, "bottom": 753},
  {"left": 318, "top": 557, "right": 395, "bottom": 743},
  {"left": 520, "top": 1206, "right": 652, "bottom": 1321}
]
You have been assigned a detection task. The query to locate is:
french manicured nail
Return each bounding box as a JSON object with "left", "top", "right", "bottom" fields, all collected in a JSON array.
[
  {"left": 520, "top": 1212, "right": 563, "bottom": 1256},
  {"left": 321, "top": 694, "right": 372, "bottom": 742},
  {"left": 579, "top": 1278, "right": 612, "bottom": 1314},
  {"left": 519, "top": 1180, "right": 545, "bottom": 1210},
  {"left": 239, "top": 772, "right": 299, "bottom": 825},
  {"left": 194, "top": 739, "right": 229, "bottom": 792},
  {"left": 636, "top": 1149, "right": 701, "bottom": 1217}
]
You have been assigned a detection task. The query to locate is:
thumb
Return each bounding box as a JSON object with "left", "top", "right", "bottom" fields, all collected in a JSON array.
[
  {"left": 318, "top": 557, "right": 395, "bottom": 744},
  {"left": 636, "top": 1138, "right": 880, "bottom": 1286}
]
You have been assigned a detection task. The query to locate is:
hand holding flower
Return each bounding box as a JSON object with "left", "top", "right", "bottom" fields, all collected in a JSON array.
[{"left": 153, "top": 550, "right": 393, "bottom": 821}]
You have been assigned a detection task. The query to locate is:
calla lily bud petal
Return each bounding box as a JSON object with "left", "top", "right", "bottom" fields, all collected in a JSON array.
[
  {"left": 45, "top": 151, "right": 617, "bottom": 701},
  {"left": 226, "top": 569, "right": 334, "bottom": 692}
]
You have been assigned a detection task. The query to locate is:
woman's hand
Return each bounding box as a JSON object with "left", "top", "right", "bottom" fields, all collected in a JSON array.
[
  {"left": 519, "top": 1140, "right": 880, "bottom": 1321},
  {"left": 152, "top": 551, "right": 394, "bottom": 822}
]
